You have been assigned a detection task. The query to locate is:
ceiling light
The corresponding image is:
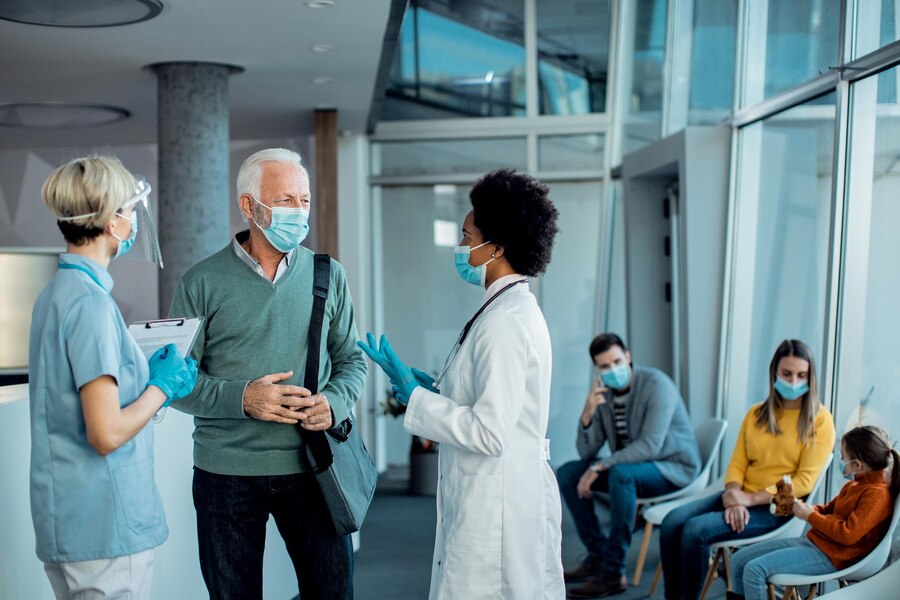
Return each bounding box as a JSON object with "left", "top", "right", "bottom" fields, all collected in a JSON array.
[
  {"left": 313, "top": 77, "right": 334, "bottom": 85},
  {"left": 306, "top": 1, "right": 334, "bottom": 7},
  {"left": 311, "top": 44, "right": 336, "bottom": 53},
  {"left": 0, "top": 0, "right": 163, "bottom": 28},
  {"left": 0, "top": 102, "right": 130, "bottom": 127}
]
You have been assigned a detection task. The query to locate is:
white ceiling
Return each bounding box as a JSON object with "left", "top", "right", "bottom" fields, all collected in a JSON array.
[{"left": 0, "top": 0, "right": 394, "bottom": 150}]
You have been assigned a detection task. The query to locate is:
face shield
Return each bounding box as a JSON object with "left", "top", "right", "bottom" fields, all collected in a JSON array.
[{"left": 114, "top": 178, "right": 164, "bottom": 268}]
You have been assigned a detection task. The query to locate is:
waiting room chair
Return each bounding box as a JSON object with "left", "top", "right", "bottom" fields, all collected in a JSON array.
[
  {"left": 644, "top": 475, "right": 728, "bottom": 596},
  {"left": 698, "top": 452, "right": 834, "bottom": 600},
  {"left": 630, "top": 418, "right": 728, "bottom": 586},
  {"left": 766, "top": 491, "right": 900, "bottom": 600},
  {"left": 815, "top": 557, "right": 900, "bottom": 599}
]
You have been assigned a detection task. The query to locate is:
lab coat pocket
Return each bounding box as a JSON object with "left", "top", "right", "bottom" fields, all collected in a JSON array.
[
  {"left": 449, "top": 473, "right": 502, "bottom": 552},
  {"left": 112, "top": 458, "right": 164, "bottom": 535}
]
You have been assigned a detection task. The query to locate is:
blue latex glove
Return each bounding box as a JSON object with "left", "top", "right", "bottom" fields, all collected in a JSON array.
[
  {"left": 148, "top": 344, "right": 197, "bottom": 404},
  {"left": 357, "top": 333, "right": 419, "bottom": 405},
  {"left": 164, "top": 357, "right": 198, "bottom": 407},
  {"left": 393, "top": 368, "right": 439, "bottom": 404}
]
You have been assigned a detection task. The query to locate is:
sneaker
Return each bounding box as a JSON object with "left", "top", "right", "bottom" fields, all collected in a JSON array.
[
  {"left": 563, "top": 555, "right": 605, "bottom": 583},
  {"left": 566, "top": 572, "right": 627, "bottom": 598}
]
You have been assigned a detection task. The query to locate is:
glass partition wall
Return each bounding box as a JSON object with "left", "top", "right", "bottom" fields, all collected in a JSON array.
[
  {"left": 368, "top": 0, "right": 900, "bottom": 489},
  {"left": 722, "top": 0, "right": 900, "bottom": 504}
]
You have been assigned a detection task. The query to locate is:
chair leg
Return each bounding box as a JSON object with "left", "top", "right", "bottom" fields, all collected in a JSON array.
[
  {"left": 633, "top": 521, "right": 654, "bottom": 586},
  {"left": 722, "top": 548, "right": 733, "bottom": 591},
  {"left": 649, "top": 563, "right": 663, "bottom": 597},
  {"left": 767, "top": 583, "right": 777, "bottom": 600},
  {"left": 699, "top": 549, "right": 722, "bottom": 600}
]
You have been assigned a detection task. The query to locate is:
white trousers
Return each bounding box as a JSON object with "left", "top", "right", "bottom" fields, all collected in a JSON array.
[{"left": 44, "top": 549, "right": 154, "bottom": 600}]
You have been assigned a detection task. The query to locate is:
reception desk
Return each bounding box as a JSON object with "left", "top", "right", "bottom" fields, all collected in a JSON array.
[{"left": 0, "top": 385, "right": 303, "bottom": 599}]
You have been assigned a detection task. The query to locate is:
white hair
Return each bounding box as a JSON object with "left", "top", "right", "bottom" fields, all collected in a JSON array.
[{"left": 236, "top": 148, "right": 309, "bottom": 222}]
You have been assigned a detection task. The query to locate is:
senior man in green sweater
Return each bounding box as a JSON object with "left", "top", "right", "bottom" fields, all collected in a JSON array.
[{"left": 168, "top": 148, "right": 367, "bottom": 600}]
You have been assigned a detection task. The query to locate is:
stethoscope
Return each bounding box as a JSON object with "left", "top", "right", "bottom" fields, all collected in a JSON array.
[
  {"left": 435, "top": 278, "right": 527, "bottom": 388},
  {"left": 58, "top": 262, "right": 110, "bottom": 295}
]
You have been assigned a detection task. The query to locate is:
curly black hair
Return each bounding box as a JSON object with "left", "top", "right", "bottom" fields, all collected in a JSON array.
[{"left": 469, "top": 169, "right": 559, "bottom": 277}]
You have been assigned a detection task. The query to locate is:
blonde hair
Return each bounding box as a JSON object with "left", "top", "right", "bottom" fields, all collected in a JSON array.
[{"left": 42, "top": 155, "right": 137, "bottom": 232}]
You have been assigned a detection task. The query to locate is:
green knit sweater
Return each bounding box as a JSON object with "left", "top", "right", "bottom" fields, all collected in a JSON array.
[{"left": 168, "top": 239, "right": 368, "bottom": 476}]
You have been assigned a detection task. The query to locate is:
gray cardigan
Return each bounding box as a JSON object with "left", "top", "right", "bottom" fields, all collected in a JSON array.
[{"left": 576, "top": 365, "right": 701, "bottom": 487}]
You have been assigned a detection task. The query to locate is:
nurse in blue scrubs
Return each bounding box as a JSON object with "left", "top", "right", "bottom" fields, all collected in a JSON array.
[{"left": 29, "top": 156, "right": 198, "bottom": 599}]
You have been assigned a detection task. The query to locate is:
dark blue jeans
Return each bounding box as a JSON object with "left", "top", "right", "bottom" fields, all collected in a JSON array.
[
  {"left": 558, "top": 459, "right": 677, "bottom": 575},
  {"left": 193, "top": 467, "right": 353, "bottom": 600},
  {"left": 659, "top": 491, "right": 788, "bottom": 600}
]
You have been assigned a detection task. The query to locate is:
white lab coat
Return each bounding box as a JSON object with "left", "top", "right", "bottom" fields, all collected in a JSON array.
[{"left": 404, "top": 275, "right": 565, "bottom": 599}]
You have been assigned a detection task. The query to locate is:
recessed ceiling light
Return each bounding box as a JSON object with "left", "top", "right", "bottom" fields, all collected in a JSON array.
[
  {"left": 306, "top": 1, "right": 334, "bottom": 7},
  {"left": 0, "top": 102, "right": 130, "bottom": 127},
  {"left": 312, "top": 77, "right": 334, "bottom": 85},
  {"left": 0, "top": 0, "right": 163, "bottom": 28},
  {"left": 311, "top": 44, "right": 336, "bottom": 53}
]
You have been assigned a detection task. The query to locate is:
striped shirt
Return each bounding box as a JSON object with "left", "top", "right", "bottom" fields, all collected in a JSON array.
[{"left": 612, "top": 396, "right": 630, "bottom": 449}]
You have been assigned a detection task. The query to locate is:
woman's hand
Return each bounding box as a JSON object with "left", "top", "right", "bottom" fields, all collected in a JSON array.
[
  {"left": 722, "top": 487, "right": 751, "bottom": 507},
  {"left": 577, "top": 467, "right": 601, "bottom": 499},
  {"left": 792, "top": 499, "right": 814, "bottom": 521},
  {"left": 724, "top": 505, "right": 750, "bottom": 533}
]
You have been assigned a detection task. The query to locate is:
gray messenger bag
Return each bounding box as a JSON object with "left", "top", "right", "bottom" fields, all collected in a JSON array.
[{"left": 298, "top": 253, "right": 378, "bottom": 536}]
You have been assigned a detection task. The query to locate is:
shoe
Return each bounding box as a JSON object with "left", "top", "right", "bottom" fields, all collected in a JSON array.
[
  {"left": 725, "top": 593, "right": 745, "bottom": 600},
  {"left": 563, "top": 555, "right": 605, "bottom": 583},
  {"left": 566, "top": 572, "right": 627, "bottom": 598}
]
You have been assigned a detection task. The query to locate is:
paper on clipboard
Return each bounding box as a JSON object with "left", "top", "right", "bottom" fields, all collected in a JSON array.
[
  {"left": 128, "top": 317, "right": 204, "bottom": 423},
  {"left": 128, "top": 317, "right": 204, "bottom": 361}
]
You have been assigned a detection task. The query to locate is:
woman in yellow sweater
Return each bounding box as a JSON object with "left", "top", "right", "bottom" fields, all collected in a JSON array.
[{"left": 659, "top": 339, "right": 835, "bottom": 600}]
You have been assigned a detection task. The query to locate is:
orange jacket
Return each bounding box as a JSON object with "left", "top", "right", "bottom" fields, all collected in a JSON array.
[{"left": 806, "top": 471, "right": 893, "bottom": 569}]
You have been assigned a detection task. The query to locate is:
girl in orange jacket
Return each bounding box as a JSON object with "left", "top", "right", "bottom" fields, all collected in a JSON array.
[{"left": 728, "top": 425, "right": 899, "bottom": 600}]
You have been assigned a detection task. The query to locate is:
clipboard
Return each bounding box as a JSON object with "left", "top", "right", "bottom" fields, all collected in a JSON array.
[{"left": 128, "top": 317, "right": 204, "bottom": 423}]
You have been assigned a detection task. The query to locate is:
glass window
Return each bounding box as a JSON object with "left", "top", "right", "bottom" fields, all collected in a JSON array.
[
  {"left": 744, "top": 0, "right": 841, "bottom": 106},
  {"left": 688, "top": 0, "right": 737, "bottom": 124},
  {"left": 372, "top": 138, "right": 527, "bottom": 177},
  {"left": 832, "top": 65, "right": 900, "bottom": 475},
  {"left": 380, "top": 0, "right": 526, "bottom": 120},
  {"left": 538, "top": 134, "right": 605, "bottom": 172},
  {"left": 624, "top": 0, "right": 668, "bottom": 154},
  {"left": 377, "top": 184, "right": 483, "bottom": 465},
  {"left": 723, "top": 93, "right": 836, "bottom": 452},
  {"left": 855, "top": 0, "right": 900, "bottom": 58},
  {"left": 536, "top": 0, "right": 612, "bottom": 115},
  {"left": 538, "top": 180, "right": 604, "bottom": 466}
]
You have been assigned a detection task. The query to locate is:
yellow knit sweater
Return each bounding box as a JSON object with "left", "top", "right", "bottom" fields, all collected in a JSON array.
[{"left": 724, "top": 403, "right": 835, "bottom": 496}]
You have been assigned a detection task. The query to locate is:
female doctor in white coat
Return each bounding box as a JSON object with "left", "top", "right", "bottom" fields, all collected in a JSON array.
[{"left": 360, "top": 169, "right": 565, "bottom": 599}]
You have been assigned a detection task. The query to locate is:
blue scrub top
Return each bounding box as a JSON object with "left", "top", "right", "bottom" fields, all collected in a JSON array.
[{"left": 28, "top": 253, "right": 168, "bottom": 563}]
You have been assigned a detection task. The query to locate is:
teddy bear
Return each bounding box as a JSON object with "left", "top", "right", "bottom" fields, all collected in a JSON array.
[{"left": 769, "top": 474, "right": 795, "bottom": 516}]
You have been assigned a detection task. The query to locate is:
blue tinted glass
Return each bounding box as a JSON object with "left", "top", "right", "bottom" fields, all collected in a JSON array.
[
  {"left": 537, "top": 0, "right": 611, "bottom": 115},
  {"left": 381, "top": 0, "right": 526, "bottom": 120}
]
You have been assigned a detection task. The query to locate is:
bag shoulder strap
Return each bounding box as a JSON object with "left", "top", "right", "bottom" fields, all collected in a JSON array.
[
  {"left": 301, "top": 254, "right": 333, "bottom": 473},
  {"left": 304, "top": 253, "right": 331, "bottom": 394}
]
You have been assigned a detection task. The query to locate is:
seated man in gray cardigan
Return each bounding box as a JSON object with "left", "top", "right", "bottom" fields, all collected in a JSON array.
[{"left": 559, "top": 333, "right": 700, "bottom": 599}]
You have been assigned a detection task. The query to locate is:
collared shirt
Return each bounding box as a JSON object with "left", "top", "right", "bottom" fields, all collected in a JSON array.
[
  {"left": 28, "top": 253, "right": 167, "bottom": 562},
  {"left": 232, "top": 230, "right": 294, "bottom": 282},
  {"left": 481, "top": 273, "right": 529, "bottom": 307}
]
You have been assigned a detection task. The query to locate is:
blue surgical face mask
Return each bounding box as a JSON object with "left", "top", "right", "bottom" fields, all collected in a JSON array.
[
  {"left": 454, "top": 241, "right": 495, "bottom": 287},
  {"left": 600, "top": 364, "right": 631, "bottom": 391},
  {"left": 252, "top": 197, "right": 309, "bottom": 252},
  {"left": 111, "top": 211, "right": 137, "bottom": 259},
  {"left": 774, "top": 377, "right": 809, "bottom": 401},
  {"left": 838, "top": 460, "right": 856, "bottom": 481}
]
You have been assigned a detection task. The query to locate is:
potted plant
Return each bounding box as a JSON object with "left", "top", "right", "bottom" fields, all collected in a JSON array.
[{"left": 381, "top": 390, "right": 439, "bottom": 496}]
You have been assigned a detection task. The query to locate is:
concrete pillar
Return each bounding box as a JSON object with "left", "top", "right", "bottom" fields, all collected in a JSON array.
[{"left": 151, "top": 61, "right": 241, "bottom": 313}]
